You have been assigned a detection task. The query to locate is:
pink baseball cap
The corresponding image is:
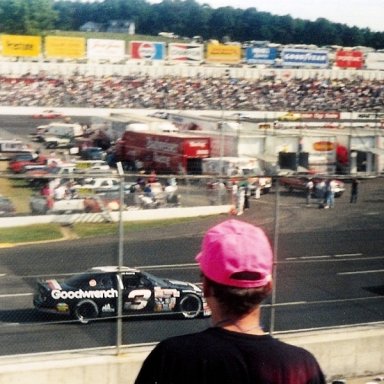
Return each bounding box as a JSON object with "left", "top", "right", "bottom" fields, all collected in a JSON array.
[{"left": 196, "top": 219, "right": 273, "bottom": 288}]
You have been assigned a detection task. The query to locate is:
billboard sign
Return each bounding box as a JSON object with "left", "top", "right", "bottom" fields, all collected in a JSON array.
[
  {"left": 335, "top": 50, "right": 364, "bottom": 69},
  {"left": 281, "top": 49, "right": 329, "bottom": 68},
  {"left": 300, "top": 112, "right": 341, "bottom": 120},
  {"left": 130, "top": 41, "right": 165, "bottom": 60},
  {"left": 245, "top": 47, "right": 277, "bottom": 64},
  {"left": 365, "top": 52, "right": 384, "bottom": 70},
  {"left": 206, "top": 43, "right": 241, "bottom": 64},
  {"left": 45, "top": 36, "right": 85, "bottom": 59},
  {"left": 168, "top": 43, "right": 204, "bottom": 63},
  {"left": 1, "top": 35, "right": 41, "bottom": 57},
  {"left": 87, "top": 39, "right": 126, "bottom": 62}
]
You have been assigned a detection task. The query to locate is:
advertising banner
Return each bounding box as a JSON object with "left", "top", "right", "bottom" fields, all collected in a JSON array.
[
  {"left": 335, "top": 50, "right": 364, "bottom": 69},
  {"left": 87, "top": 39, "right": 126, "bottom": 62},
  {"left": 130, "top": 41, "right": 165, "bottom": 60},
  {"left": 45, "top": 36, "right": 85, "bottom": 59},
  {"left": 1, "top": 35, "right": 41, "bottom": 57},
  {"left": 168, "top": 43, "right": 204, "bottom": 63},
  {"left": 281, "top": 49, "right": 329, "bottom": 68},
  {"left": 245, "top": 47, "right": 277, "bottom": 64},
  {"left": 365, "top": 52, "right": 384, "bottom": 70},
  {"left": 206, "top": 43, "right": 241, "bottom": 64},
  {"left": 300, "top": 112, "right": 341, "bottom": 120}
]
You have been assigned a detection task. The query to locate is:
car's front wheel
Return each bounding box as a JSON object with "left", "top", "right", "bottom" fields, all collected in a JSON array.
[
  {"left": 73, "top": 300, "right": 99, "bottom": 324},
  {"left": 178, "top": 294, "right": 202, "bottom": 319}
]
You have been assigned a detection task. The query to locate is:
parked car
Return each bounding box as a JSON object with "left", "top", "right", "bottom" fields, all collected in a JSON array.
[
  {"left": 0, "top": 195, "right": 16, "bottom": 216},
  {"left": 43, "top": 135, "right": 73, "bottom": 149},
  {"left": 29, "top": 194, "right": 103, "bottom": 215},
  {"left": 147, "top": 111, "right": 169, "bottom": 119},
  {"left": 8, "top": 154, "right": 49, "bottom": 173},
  {"left": 277, "top": 112, "right": 302, "bottom": 121},
  {"left": 26, "top": 163, "right": 76, "bottom": 188},
  {"left": 74, "top": 177, "right": 121, "bottom": 193},
  {"left": 279, "top": 175, "right": 345, "bottom": 197},
  {"left": 32, "top": 109, "right": 65, "bottom": 119},
  {"left": 33, "top": 266, "right": 210, "bottom": 324}
]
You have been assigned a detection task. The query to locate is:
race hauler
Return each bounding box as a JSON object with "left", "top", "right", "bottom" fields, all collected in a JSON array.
[{"left": 114, "top": 130, "right": 211, "bottom": 174}]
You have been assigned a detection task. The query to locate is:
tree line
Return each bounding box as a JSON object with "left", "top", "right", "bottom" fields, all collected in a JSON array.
[{"left": 1, "top": 0, "right": 384, "bottom": 49}]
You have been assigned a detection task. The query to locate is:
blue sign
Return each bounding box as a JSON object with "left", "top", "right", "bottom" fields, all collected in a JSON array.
[
  {"left": 281, "top": 49, "right": 329, "bottom": 67},
  {"left": 245, "top": 47, "right": 277, "bottom": 64},
  {"left": 131, "top": 41, "right": 165, "bottom": 60}
]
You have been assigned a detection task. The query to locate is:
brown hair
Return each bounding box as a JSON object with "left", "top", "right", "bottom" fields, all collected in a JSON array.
[{"left": 204, "top": 275, "right": 271, "bottom": 317}]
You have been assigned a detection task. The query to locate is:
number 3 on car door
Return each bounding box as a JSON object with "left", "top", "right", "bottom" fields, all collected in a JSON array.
[{"left": 125, "top": 289, "right": 152, "bottom": 310}]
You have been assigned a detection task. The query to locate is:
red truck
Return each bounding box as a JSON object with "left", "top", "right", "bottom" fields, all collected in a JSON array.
[{"left": 114, "top": 131, "right": 211, "bottom": 174}]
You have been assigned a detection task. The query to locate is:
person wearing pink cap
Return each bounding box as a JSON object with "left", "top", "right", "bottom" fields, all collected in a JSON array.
[{"left": 135, "top": 219, "right": 325, "bottom": 384}]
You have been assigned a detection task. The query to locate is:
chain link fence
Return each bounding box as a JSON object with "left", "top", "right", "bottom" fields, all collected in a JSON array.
[{"left": 0, "top": 171, "right": 383, "bottom": 357}]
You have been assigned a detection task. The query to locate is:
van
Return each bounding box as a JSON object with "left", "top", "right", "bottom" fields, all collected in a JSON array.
[
  {"left": 0, "top": 139, "right": 32, "bottom": 160},
  {"left": 33, "top": 122, "right": 84, "bottom": 142}
]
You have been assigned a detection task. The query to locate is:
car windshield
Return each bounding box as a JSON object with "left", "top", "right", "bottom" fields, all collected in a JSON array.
[{"left": 141, "top": 271, "right": 168, "bottom": 287}]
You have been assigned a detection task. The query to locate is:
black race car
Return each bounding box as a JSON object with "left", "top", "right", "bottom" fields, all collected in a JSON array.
[{"left": 33, "top": 266, "right": 210, "bottom": 324}]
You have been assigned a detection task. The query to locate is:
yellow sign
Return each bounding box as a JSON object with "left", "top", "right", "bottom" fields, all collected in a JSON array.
[
  {"left": 1, "top": 35, "right": 41, "bottom": 57},
  {"left": 206, "top": 43, "right": 241, "bottom": 63},
  {"left": 45, "top": 36, "right": 85, "bottom": 59}
]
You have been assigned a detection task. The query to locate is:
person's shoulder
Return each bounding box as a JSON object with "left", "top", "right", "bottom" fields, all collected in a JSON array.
[
  {"left": 159, "top": 328, "right": 215, "bottom": 345},
  {"left": 272, "top": 337, "right": 319, "bottom": 360}
]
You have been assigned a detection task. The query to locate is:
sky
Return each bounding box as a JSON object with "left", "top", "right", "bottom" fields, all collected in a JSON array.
[
  {"left": 200, "top": 0, "right": 384, "bottom": 32},
  {"left": 147, "top": 0, "right": 383, "bottom": 32}
]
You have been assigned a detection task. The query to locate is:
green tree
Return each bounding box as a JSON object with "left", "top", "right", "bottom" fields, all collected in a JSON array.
[{"left": 0, "top": 0, "right": 56, "bottom": 34}]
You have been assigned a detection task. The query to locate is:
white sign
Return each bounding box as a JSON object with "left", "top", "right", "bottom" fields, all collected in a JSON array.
[
  {"left": 365, "top": 52, "right": 384, "bottom": 70},
  {"left": 87, "top": 38, "right": 126, "bottom": 62},
  {"left": 168, "top": 43, "right": 204, "bottom": 62}
]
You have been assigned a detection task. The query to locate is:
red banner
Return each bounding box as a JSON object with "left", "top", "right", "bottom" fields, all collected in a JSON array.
[
  {"left": 335, "top": 50, "right": 364, "bottom": 69},
  {"left": 300, "top": 112, "right": 340, "bottom": 120}
]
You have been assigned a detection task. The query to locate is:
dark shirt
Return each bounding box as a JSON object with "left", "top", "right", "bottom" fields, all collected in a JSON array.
[{"left": 135, "top": 327, "right": 326, "bottom": 384}]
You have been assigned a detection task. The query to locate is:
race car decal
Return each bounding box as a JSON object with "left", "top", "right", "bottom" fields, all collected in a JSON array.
[
  {"left": 101, "top": 303, "right": 115, "bottom": 313},
  {"left": 124, "top": 289, "right": 152, "bottom": 310},
  {"left": 154, "top": 287, "right": 180, "bottom": 298},
  {"left": 154, "top": 287, "right": 179, "bottom": 312},
  {"left": 51, "top": 288, "right": 118, "bottom": 300}
]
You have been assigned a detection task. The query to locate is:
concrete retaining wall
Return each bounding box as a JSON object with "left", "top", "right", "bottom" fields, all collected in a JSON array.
[
  {"left": 0, "top": 205, "right": 233, "bottom": 228},
  {"left": 0, "top": 324, "right": 382, "bottom": 383}
]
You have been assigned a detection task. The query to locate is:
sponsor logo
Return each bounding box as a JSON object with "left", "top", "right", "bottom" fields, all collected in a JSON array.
[
  {"left": 101, "top": 303, "right": 115, "bottom": 313},
  {"left": 284, "top": 52, "right": 326, "bottom": 62},
  {"left": 313, "top": 141, "right": 335, "bottom": 152},
  {"left": 146, "top": 138, "right": 179, "bottom": 153},
  {"left": 188, "top": 140, "right": 208, "bottom": 148},
  {"left": 51, "top": 288, "right": 118, "bottom": 300},
  {"left": 6, "top": 42, "right": 34, "bottom": 51},
  {"left": 138, "top": 43, "right": 156, "bottom": 59}
]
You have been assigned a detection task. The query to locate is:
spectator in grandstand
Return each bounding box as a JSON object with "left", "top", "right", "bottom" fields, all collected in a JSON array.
[{"left": 0, "top": 73, "right": 383, "bottom": 111}]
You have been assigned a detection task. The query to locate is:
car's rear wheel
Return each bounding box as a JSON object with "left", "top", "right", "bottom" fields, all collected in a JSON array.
[
  {"left": 73, "top": 300, "right": 99, "bottom": 324},
  {"left": 178, "top": 294, "right": 202, "bottom": 319}
]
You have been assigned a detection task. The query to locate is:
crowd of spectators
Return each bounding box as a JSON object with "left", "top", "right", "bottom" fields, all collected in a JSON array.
[{"left": 0, "top": 72, "right": 383, "bottom": 111}]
